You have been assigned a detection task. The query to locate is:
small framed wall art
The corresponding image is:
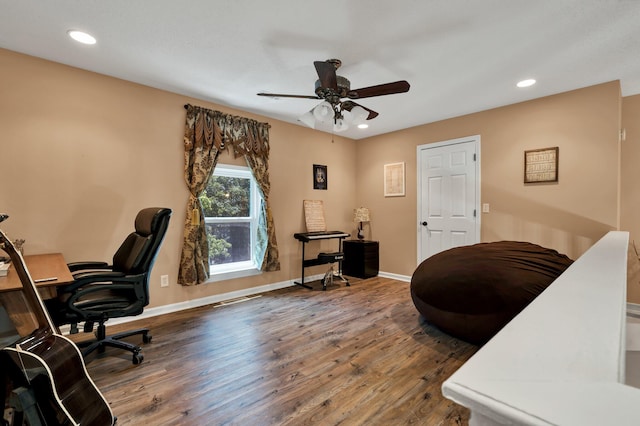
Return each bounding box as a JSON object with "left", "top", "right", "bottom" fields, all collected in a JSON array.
[
  {"left": 313, "top": 164, "right": 327, "bottom": 190},
  {"left": 524, "top": 147, "right": 558, "bottom": 183},
  {"left": 384, "top": 162, "right": 405, "bottom": 197}
]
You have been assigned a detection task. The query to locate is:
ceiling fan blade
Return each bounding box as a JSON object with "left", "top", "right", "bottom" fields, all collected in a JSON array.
[
  {"left": 314, "top": 61, "right": 338, "bottom": 90},
  {"left": 257, "top": 92, "right": 320, "bottom": 100},
  {"left": 341, "top": 101, "right": 379, "bottom": 120},
  {"left": 347, "top": 80, "right": 410, "bottom": 99}
]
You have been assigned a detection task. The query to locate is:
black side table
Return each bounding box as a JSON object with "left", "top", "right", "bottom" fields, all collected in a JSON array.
[{"left": 342, "top": 240, "right": 379, "bottom": 279}]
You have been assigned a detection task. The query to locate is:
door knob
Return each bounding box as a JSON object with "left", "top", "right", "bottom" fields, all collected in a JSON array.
[{"left": 421, "top": 221, "right": 428, "bottom": 226}]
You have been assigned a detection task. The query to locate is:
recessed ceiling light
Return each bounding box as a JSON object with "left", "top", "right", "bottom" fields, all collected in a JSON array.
[
  {"left": 357, "top": 123, "right": 369, "bottom": 129},
  {"left": 517, "top": 79, "right": 536, "bottom": 88},
  {"left": 67, "top": 30, "right": 96, "bottom": 45}
]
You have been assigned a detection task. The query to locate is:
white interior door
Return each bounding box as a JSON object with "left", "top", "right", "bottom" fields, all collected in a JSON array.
[{"left": 417, "top": 136, "right": 480, "bottom": 263}]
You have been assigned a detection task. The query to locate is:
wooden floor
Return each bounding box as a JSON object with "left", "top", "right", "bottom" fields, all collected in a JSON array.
[{"left": 84, "top": 277, "right": 478, "bottom": 425}]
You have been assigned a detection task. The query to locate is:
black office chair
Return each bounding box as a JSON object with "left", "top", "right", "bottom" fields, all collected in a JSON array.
[{"left": 48, "top": 207, "right": 172, "bottom": 364}]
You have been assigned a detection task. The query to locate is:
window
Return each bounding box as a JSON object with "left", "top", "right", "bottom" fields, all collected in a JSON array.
[{"left": 199, "top": 164, "right": 263, "bottom": 279}]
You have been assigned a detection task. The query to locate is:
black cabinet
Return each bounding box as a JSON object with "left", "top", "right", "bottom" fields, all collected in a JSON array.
[{"left": 342, "top": 240, "right": 379, "bottom": 279}]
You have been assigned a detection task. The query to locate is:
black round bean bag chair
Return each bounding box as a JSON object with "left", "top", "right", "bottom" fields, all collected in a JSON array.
[{"left": 410, "top": 241, "right": 573, "bottom": 344}]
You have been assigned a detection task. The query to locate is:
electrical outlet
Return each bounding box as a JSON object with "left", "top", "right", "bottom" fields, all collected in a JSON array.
[
  {"left": 160, "top": 275, "right": 169, "bottom": 287},
  {"left": 482, "top": 203, "right": 490, "bottom": 213}
]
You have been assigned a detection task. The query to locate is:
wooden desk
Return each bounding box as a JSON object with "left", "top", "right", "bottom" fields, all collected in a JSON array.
[
  {"left": 0, "top": 253, "right": 73, "bottom": 336},
  {"left": 1, "top": 253, "right": 73, "bottom": 290}
]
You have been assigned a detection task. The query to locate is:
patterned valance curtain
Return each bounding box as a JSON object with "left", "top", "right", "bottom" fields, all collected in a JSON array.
[{"left": 178, "top": 105, "right": 280, "bottom": 286}]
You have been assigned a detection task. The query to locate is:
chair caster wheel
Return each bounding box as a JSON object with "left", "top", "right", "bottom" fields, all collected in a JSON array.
[
  {"left": 143, "top": 334, "right": 152, "bottom": 344},
  {"left": 133, "top": 353, "right": 144, "bottom": 365}
]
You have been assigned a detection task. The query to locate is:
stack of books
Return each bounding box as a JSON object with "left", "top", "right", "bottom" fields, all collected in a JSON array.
[{"left": 0, "top": 260, "right": 11, "bottom": 277}]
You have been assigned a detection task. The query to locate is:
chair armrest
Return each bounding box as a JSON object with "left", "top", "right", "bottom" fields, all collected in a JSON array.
[
  {"left": 67, "top": 261, "right": 110, "bottom": 272},
  {"left": 59, "top": 270, "right": 128, "bottom": 293}
]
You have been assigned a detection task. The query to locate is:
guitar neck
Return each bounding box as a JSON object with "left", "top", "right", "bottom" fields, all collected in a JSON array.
[{"left": 0, "top": 229, "right": 57, "bottom": 333}]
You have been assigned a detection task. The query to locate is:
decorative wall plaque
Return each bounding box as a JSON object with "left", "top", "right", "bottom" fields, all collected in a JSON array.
[
  {"left": 313, "top": 164, "right": 327, "bottom": 190},
  {"left": 524, "top": 147, "right": 558, "bottom": 183},
  {"left": 384, "top": 162, "right": 405, "bottom": 197}
]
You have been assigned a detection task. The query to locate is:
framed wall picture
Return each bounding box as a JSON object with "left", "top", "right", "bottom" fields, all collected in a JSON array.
[
  {"left": 524, "top": 147, "right": 559, "bottom": 183},
  {"left": 384, "top": 162, "right": 405, "bottom": 197},
  {"left": 313, "top": 164, "right": 327, "bottom": 190}
]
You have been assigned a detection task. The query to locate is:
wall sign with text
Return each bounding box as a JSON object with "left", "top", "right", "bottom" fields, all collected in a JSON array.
[{"left": 524, "top": 147, "right": 558, "bottom": 183}]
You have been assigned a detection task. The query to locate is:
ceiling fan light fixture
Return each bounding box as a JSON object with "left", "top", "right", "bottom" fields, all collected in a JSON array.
[
  {"left": 340, "top": 108, "right": 353, "bottom": 124},
  {"left": 259, "top": 59, "right": 410, "bottom": 134},
  {"left": 350, "top": 106, "right": 369, "bottom": 125},
  {"left": 313, "top": 101, "right": 334, "bottom": 123},
  {"left": 333, "top": 118, "right": 349, "bottom": 132},
  {"left": 298, "top": 110, "right": 316, "bottom": 129}
]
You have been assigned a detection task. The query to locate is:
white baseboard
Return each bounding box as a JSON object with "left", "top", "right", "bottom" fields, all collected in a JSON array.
[
  {"left": 59, "top": 271, "right": 408, "bottom": 334},
  {"left": 114, "top": 277, "right": 313, "bottom": 326},
  {"left": 378, "top": 271, "right": 411, "bottom": 282},
  {"left": 59, "top": 274, "right": 330, "bottom": 334},
  {"left": 628, "top": 302, "right": 640, "bottom": 317}
]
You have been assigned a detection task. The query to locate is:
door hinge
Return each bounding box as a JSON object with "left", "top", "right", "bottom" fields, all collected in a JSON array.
[
  {"left": 473, "top": 209, "right": 477, "bottom": 217},
  {"left": 473, "top": 153, "right": 477, "bottom": 161}
]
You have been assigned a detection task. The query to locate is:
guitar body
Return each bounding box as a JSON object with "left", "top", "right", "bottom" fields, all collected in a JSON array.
[
  {"left": 3, "top": 331, "right": 115, "bottom": 425},
  {"left": 0, "top": 221, "right": 115, "bottom": 425}
]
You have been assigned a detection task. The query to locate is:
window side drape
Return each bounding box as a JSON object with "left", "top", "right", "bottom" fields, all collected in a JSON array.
[
  {"left": 178, "top": 105, "right": 280, "bottom": 286},
  {"left": 241, "top": 126, "right": 280, "bottom": 272},
  {"left": 178, "top": 106, "right": 223, "bottom": 286},
  {"left": 216, "top": 113, "right": 280, "bottom": 272}
]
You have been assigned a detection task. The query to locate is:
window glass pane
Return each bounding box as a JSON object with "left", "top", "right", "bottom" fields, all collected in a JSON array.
[
  {"left": 199, "top": 165, "right": 262, "bottom": 277},
  {"left": 205, "top": 222, "right": 251, "bottom": 265},
  {"left": 201, "top": 176, "right": 250, "bottom": 218}
]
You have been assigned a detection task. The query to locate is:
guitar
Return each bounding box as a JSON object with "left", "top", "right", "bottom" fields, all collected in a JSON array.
[{"left": 0, "top": 215, "right": 115, "bottom": 425}]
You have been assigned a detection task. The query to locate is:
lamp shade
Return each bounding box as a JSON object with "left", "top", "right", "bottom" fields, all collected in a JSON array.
[
  {"left": 350, "top": 106, "right": 369, "bottom": 125},
  {"left": 333, "top": 117, "right": 349, "bottom": 132},
  {"left": 313, "top": 101, "right": 334, "bottom": 123},
  {"left": 353, "top": 207, "right": 370, "bottom": 223},
  {"left": 298, "top": 110, "right": 316, "bottom": 129}
]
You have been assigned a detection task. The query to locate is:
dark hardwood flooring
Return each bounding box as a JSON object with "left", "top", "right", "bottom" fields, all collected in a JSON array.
[{"left": 84, "top": 277, "right": 478, "bottom": 425}]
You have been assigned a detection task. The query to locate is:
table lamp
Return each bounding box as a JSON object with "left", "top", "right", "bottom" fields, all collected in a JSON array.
[{"left": 353, "top": 207, "right": 370, "bottom": 240}]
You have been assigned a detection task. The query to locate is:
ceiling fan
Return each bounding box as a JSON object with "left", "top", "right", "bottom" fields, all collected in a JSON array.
[{"left": 257, "top": 59, "right": 410, "bottom": 131}]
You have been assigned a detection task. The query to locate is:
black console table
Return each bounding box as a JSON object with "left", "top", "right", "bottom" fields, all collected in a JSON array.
[
  {"left": 293, "top": 231, "right": 350, "bottom": 290},
  {"left": 342, "top": 240, "right": 379, "bottom": 279}
]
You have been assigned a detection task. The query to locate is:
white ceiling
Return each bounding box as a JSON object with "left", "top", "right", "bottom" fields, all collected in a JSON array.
[{"left": 2, "top": 1, "right": 640, "bottom": 140}]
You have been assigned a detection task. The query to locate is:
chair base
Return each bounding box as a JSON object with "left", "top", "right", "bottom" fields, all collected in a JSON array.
[{"left": 78, "top": 324, "right": 151, "bottom": 365}]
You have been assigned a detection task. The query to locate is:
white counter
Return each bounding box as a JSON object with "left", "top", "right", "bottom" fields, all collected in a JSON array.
[{"left": 442, "top": 231, "right": 640, "bottom": 425}]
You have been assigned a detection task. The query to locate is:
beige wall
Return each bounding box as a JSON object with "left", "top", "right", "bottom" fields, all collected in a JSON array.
[
  {"left": 0, "top": 49, "right": 357, "bottom": 308},
  {"left": 356, "top": 81, "right": 621, "bottom": 275},
  {"left": 1, "top": 47, "right": 636, "bottom": 307},
  {"left": 621, "top": 94, "right": 640, "bottom": 302}
]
